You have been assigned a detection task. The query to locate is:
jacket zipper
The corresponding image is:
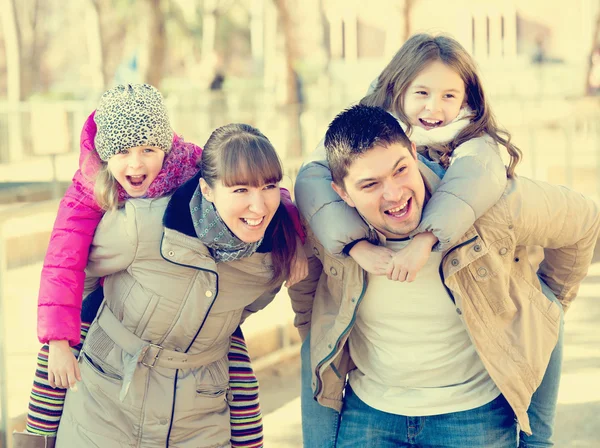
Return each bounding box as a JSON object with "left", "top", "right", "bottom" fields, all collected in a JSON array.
[
  {"left": 438, "top": 235, "right": 479, "bottom": 304},
  {"left": 314, "top": 269, "right": 368, "bottom": 399},
  {"left": 313, "top": 235, "right": 479, "bottom": 400},
  {"left": 159, "top": 235, "right": 220, "bottom": 447}
]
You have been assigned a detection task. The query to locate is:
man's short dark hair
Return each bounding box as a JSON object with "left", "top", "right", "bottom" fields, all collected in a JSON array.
[{"left": 324, "top": 105, "right": 412, "bottom": 187}]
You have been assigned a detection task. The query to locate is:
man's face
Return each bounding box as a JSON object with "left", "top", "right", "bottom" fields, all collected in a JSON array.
[{"left": 332, "top": 142, "right": 426, "bottom": 239}]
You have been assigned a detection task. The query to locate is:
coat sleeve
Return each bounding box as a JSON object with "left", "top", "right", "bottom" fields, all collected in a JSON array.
[
  {"left": 287, "top": 238, "right": 323, "bottom": 341},
  {"left": 37, "top": 111, "right": 104, "bottom": 346},
  {"left": 294, "top": 138, "right": 372, "bottom": 256},
  {"left": 241, "top": 286, "right": 283, "bottom": 324},
  {"left": 413, "top": 135, "right": 507, "bottom": 251},
  {"left": 37, "top": 173, "right": 104, "bottom": 346},
  {"left": 511, "top": 177, "right": 600, "bottom": 311}
]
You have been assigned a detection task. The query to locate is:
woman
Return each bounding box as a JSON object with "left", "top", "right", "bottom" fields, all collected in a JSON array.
[{"left": 55, "top": 123, "right": 302, "bottom": 447}]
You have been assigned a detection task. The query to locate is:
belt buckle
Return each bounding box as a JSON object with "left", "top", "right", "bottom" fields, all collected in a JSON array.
[{"left": 141, "top": 343, "right": 163, "bottom": 368}]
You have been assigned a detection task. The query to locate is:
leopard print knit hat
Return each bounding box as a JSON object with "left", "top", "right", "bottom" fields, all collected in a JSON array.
[{"left": 94, "top": 84, "right": 174, "bottom": 161}]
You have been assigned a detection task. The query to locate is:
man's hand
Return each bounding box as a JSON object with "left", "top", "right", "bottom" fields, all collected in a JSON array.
[
  {"left": 48, "top": 340, "right": 81, "bottom": 390},
  {"left": 386, "top": 232, "right": 438, "bottom": 282},
  {"left": 286, "top": 236, "right": 309, "bottom": 287},
  {"left": 349, "top": 240, "right": 394, "bottom": 275}
]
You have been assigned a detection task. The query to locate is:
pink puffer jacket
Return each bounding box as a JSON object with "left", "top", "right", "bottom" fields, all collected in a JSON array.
[{"left": 37, "top": 111, "right": 305, "bottom": 345}]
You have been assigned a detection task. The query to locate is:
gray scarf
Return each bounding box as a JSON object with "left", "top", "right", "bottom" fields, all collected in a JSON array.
[{"left": 189, "top": 186, "right": 263, "bottom": 262}]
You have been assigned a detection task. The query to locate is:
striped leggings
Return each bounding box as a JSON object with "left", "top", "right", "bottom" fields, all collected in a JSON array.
[{"left": 25, "top": 325, "right": 263, "bottom": 447}]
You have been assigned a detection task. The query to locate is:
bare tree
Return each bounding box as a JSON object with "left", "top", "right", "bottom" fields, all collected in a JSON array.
[
  {"left": 1, "top": 0, "right": 47, "bottom": 100},
  {"left": 0, "top": 0, "right": 21, "bottom": 101},
  {"left": 272, "top": 0, "right": 298, "bottom": 105},
  {"left": 586, "top": 5, "right": 600, "bottom": 95},
  {"left": 144, "top": 0, "right": 167, "bottom": 87},
  {"left": 403, "top": 0, "right": 416, "bottom": 42},
  {"left": 89, "top": 0, "right": 129, "bottom": 89}
]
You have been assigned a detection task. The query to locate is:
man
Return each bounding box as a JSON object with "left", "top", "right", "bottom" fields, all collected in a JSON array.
[{"left": 289, "top": 105, "right": 600, "bottom": 447}]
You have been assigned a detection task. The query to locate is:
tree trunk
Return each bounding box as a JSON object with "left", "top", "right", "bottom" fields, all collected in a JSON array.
[
  {"left": 87, "top": 0, "right": 106, "bottom": 89},
  {"left": 144, "top": 0, "right": 166, "bottom": 88},
  {"left": 319, "top": 0, "right": 330, "bottom": 73},
  {"left": 586, "top": 7, "right": 600, "bottom": 95},
  {"left": 272, "top": 0, "right": 298, "bottom": 105},
  {"left": 1, "top": 0, "right": 21, "bottom": 101},
  {"left": 19, "top": 0, "right": 41, "bottom": 99},
  {"left": 403, "top": 0, "right": 414, "bottom": 42},
  {"left": 90, "top": 0, "right": 129, "bottom": 90},
  {"left": 201, "top": 0, "right": 218, "bottom": 64},
  {"left": 90, "top": 0, "right": 112, "bottom": 89},
  {"left": 0, "top": 0, "right": 24, "bottom": 162}
]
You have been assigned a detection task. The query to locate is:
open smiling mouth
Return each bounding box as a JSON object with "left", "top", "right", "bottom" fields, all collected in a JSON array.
[
  {"left": 384, "top": 198, "right": 412, "bottom": 219},
  {"left": 419, "top": 118, "right": 443, "bottom": 129},
  {"left": 127, "top": 175, "right": 146, "bottom": 188},
  {"left": 241, "top": 217, "right": 264, "bottom": 228}
]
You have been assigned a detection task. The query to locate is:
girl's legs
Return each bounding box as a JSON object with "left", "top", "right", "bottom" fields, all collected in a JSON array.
[
  {"left": 229, "top": 327, "right": 263, "bottom": 448},
  {"left": 300, "top": 331, "right": 340, "bottom": 448},
  {"left": 520, "top": 279, "right": 565, "bottom": 447},
  {"left": 15, "top": 288, "right": 105, "bottom": 447},
  {"left": 24, "top": 324, "right": 90, "bottom": 436}
]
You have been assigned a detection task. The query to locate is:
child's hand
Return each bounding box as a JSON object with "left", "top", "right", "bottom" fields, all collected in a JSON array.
[
  {"left": 386, "top": 232, "right": 438, "bottom": 282},
  {"left": 349, "top": 240, "right": 394, "bottom": 275},
  {"left": 285, "top": 236, "right": 309, "bottom": 287},
  {"left": 48, "top": 340, "right": 81, "bottom": 390}
]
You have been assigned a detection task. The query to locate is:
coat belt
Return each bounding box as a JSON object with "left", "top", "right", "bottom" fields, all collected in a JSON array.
[{"left": 96, "top": 303, "right": 227, "bottom": 370}]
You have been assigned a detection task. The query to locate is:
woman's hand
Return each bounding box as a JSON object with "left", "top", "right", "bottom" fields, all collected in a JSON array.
[
  {"left": 285, "top": 236, "right": 309, "bottom": 287},
  {"left": 48, "top": 340, "right": 81, "bottom": 390}
]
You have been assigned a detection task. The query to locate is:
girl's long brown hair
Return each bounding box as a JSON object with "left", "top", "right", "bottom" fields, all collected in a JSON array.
[
  {"left": 199, "top": 123, "right": 297, "bottom": 285},
  {"left": 361, "top": 33, "right": 521, "bottom": 177}
]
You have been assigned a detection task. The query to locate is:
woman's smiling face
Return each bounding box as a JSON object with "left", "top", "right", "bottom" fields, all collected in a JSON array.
[{"left": 200, "top": 178, "right": 281, "bottom": 243}]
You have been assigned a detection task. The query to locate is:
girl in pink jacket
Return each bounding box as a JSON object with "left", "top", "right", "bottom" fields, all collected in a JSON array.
[{"left": 17, "top": 84, "right": 306, "bottom": 448}]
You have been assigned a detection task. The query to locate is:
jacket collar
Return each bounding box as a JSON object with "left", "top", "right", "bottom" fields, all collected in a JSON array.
[{"left": 163, "top": 170, "right": 201, "bottom": 237}]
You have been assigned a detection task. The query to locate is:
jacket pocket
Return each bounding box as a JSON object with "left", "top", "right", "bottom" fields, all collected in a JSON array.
[
  {"left": 80, "top": 320, "right": 125, "bottom": 383},
  {"left": 467, "top": 237, "right": 516, "bottom": 316},
  {"left": 323, "top": 254, "right": 344, "bottom": 302},
  {"left": 193, "top": 356, "right": 229, "bottom": 414},
  {"left": 81, "top": 351, "right": 123, "bottom": 383}
]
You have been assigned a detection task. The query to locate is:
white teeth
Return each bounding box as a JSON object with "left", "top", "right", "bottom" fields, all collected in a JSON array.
[
  {"left": 243, "top": 217, "right": 263, "bottom": 226},
  {"left": 422, "top": 118, "right": 441, "bottom": 125},
  {"left": 388, "top": 201, "right": 408, "bottom": 214}
]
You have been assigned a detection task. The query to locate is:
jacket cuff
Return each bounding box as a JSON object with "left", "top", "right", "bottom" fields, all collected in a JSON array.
[
  {"left": 37, "top": 305, "right": 82, "bottom": 347},
  {"left": 342, "top": 238, "right": 369, "bottom": 256}
]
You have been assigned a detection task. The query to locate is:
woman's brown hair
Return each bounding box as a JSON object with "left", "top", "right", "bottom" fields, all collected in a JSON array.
[
  {"left": 199, "top": 123, "right": 297, "bottom": 285},
  {"left": 361, "top": 33, "right": 521, "bottom": 177}
]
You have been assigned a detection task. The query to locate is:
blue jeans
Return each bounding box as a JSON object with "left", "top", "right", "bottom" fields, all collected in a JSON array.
[
  {"left": 300, "top": 280, "right": 563, "bottom": 447},
  {"left": 301, "top": 331, "right": 340, "bottom": 448},
  {"left": 337, "top": 386, "right": 517, "bottom": 448},
  {"left": 520, "top": 279, "right": 564, "bottom": 447}
]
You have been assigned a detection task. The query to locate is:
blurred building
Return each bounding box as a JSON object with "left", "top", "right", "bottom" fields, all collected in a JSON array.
[{"left": 321, "top": 0, "right": 600, "bottom": 98}]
